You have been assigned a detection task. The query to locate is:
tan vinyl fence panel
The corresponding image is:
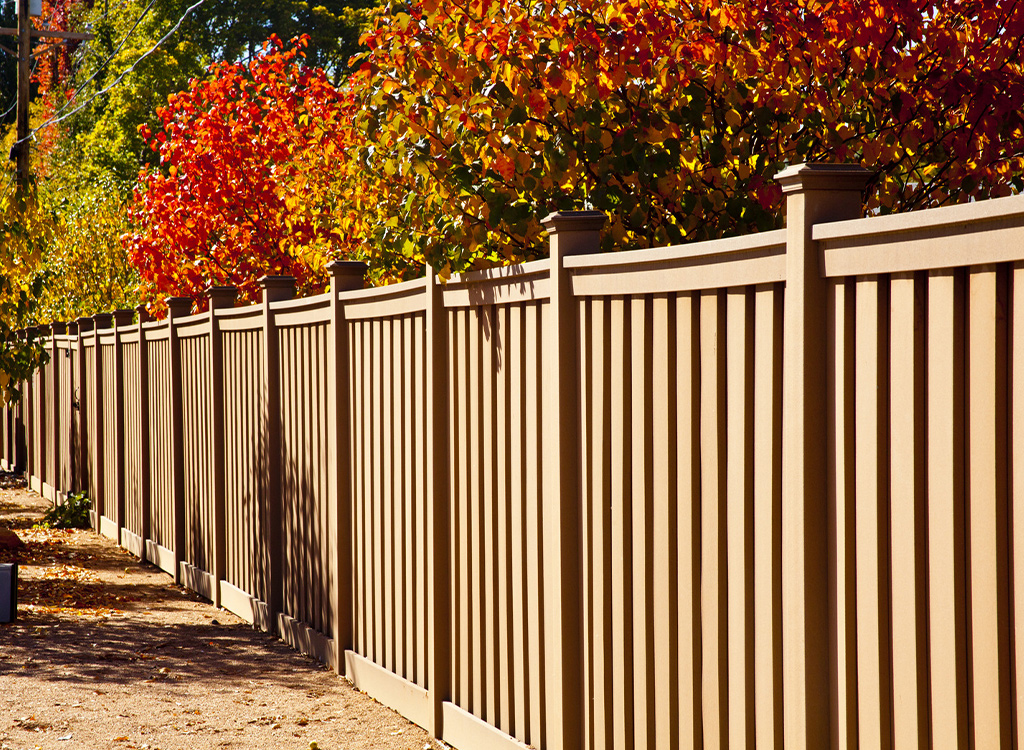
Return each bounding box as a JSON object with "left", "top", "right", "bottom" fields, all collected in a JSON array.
[
  {"left": 83, "top": 335, "right": 98, "bottom": 504},
  {"left": 444, "top": 295, "right": 548, "bottom": 747},
  {"left": 99, "top": 334, "right": 118, "bottom": 536},
  {"left": 19, "top": 164, "right": 1024, "bottom": 750},
  {"left": 121, "top": 337, "right": 144, "bottom": 551},
  {"left": 576, "top": 280, "right": 786, "bottom": 750},
  {"left": 277, "top": 304, "right": 334, "bottom": 650},
  {"left": 43, "top": 348, "right": 56, "bottom": 493},
  {"left": 30, "top": 357, "right": 43, "bottom": 490},
  {"left": 816, "top": 210, "right": 1024, "bottom": 748},
  {"left": 221, "top": 321, "right": 269, "bottom": 610},
  {"left": 57, "top": 338, "right": 74, "bottom": 492},
  {"left": 0, "top": 400, "right": 9, "bottom": 471},
  {"left": 181, "top": 330, "right": 213, "bottom": 576},
  {"left": 348, "top": 302, "right": 430, "bottom": 688},
  {"left": 142, "top": 336, "right": 172, "bottom": 559}
]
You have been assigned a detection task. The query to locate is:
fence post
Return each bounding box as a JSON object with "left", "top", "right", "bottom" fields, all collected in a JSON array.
[
  {"left": 165, "top": 297, "right": 192, "bottom": 583},
  {"left": 73, "top": 317, "right": 91, "bottom": 496},
  {"left": 325, "top": 261, "right": 367, "bottom": 674},
  {"left": 261, "top": 276, "right": 295, "bottom": 633},
  {"left": 540, "top": 210, "right": 605, "bottom": 750},
  {"left": 426, "top": 268, "right": 451, "bottom": 738},
  {"left": 92, "top": 313, "right": 112, "bottom": 532},
  {"left": 207, "top": 285, "right": 237, "bottom": 609},
  {"left": 774, "top": 163, "right": 870, "bottom": 750},
  {"left": 136, "top": 305, "right": 153, "bottom": 563},
  {"left": 111, "top": 309, "right": 134, "bottom": 541}
]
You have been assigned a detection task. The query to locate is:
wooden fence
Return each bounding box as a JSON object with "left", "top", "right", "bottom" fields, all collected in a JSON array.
[{"left": 5, "top": 162, "right": 1024, "bottom": 749}]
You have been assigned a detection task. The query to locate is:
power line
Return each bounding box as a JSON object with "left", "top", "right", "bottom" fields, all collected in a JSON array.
[
  {"left": 39, "top": 0, "right": 159, "bottom": 128},
  {"left": 0, "top": 55, "right": 37, "bottom": 120},
  {"left": 15, "top": 0, "right": 207, "bottom": 145}
]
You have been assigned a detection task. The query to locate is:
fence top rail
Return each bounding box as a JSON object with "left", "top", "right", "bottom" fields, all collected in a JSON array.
[
  {"left": 142, "top": 319, "right": 165, "bottom": 332},
  {"left": 270, "top": 291, "right": 331, "bottom": 314},
  {"left": 176, "top": 310, "right": 208, "bottom": 327},
  {"left": 813, "top": 191, "right": 1024, "bottom": 243},
  {"left": 215, "top": 304, "right": 262, "bottom": 320},
  {"left": 339, "top": 276, "right": 427, "bottom": 305},
  {"left": 177, "top": 319, "right": 210, "bottom": 339},
  {"left": 448, "top": 257, "right": 549, "bottom": 286},
  {"left": 564, "top": 228, "right": 788, "bottom": 271},
  {"left": 818, "top": 192, "right": 1024, "bottom": 277},
  {"left": 143, "top": 325, "right": 170, "bottom": 343},
  {"left": 566, "top": 228, "right": 787, "bottom": 296},
  {"left": 339, "top": 277, "right": 426, "bottom": 320},
  {"left": 441, "top": 258, "right": 550, "bottom": 307}
]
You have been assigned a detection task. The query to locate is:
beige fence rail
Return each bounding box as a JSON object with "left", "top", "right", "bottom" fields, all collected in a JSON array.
[{"left": 6, "top": 162, "right": 1024, "bottom": 750}]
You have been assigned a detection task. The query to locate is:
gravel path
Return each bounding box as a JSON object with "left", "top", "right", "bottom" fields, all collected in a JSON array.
[{"left": 0, "top": 480, "right": 440, "bottom": 750}]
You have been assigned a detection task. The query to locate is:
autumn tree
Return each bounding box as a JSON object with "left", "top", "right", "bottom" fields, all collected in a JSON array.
[
  {"left": 125, "top": 37, "right": 351, "bottom": 308},
  {"left": 328, "top": 0, "right": 1024, "bottom": 276},
  {"left": 0, "top": 188, "right": 56, "bottom": 403},
  {"left": 125, "top": 0, "right": 1024, "bottom": 295}
]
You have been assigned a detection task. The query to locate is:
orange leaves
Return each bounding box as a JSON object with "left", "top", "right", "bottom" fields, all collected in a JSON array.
[
  {"left": 125, "top": 37, "right": 358, "bottom": 309},
  {"left": 122, "top": 0, "right": 1024, "bottom": 289}
]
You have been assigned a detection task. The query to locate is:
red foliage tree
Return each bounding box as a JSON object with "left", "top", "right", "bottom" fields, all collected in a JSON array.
[{"left": 125, "top": 36, "right": 352, "bottom": 309}]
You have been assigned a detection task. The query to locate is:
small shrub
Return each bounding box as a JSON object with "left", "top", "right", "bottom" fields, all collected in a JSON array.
[{"left": 38, "top": 491, "right": 92, "bottom": 529}]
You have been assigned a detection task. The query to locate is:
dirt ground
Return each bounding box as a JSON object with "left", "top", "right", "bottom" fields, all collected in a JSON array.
[{"left": 0, "top": 478, "right": 440, "bottom": 750}]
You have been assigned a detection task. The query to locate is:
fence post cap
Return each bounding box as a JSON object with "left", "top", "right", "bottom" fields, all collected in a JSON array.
[
  {"left": 75, "top": 316, "right": 94, "bottom": 332},
  {"left": 259, "top": 275, "right": 296, "bottom": 303},
  {"left": 541, "top": 210, "right": 607, "bottom": 234},
  {"left": 258, "top": 275, "right": 296, "bottom": 289},
  {"left": 135, "top": 304, "right": 153, "bottom": 323},
  {"left": 111, "top": 309, "right": 134, "bottom": 326},
  {"left": 325, "top": 260, "right": 368, "bottom": 277},
  {"left": 206, "top": 285, "right": 238, "bottom": 310},
  {"left": 50, "top": 321, "right": 67, "bottom": 335},
  {"left": 92, "top": 312, "right": 113, "bottom": 328},
  {"left": 326, "top": 260, "right": 367, "bottom": 293},
  {"left": 774, "top": 162, "right": 872, "bottom": 195},
  {"left": 164, "top": 298, "right": 192, "bottom": 319}
]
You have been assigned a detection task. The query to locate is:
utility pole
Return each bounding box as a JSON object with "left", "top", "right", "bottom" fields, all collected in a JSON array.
[
  {"left": 15, "top": 0, "right": 30, "bottom": 195},
  {"left": 1, "top": 0, "right": 92, "bottom": 196}
]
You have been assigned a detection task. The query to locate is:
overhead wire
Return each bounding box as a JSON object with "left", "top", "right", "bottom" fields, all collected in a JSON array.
[
  {"left": 14, "top": 0, "right": 207, "bottom": 144},
  {"left": 38, "top": 0, "right": 159, "bottom": 127},
  {"left": 0, "top": 54, "right": 39, "bottom": 121}
]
